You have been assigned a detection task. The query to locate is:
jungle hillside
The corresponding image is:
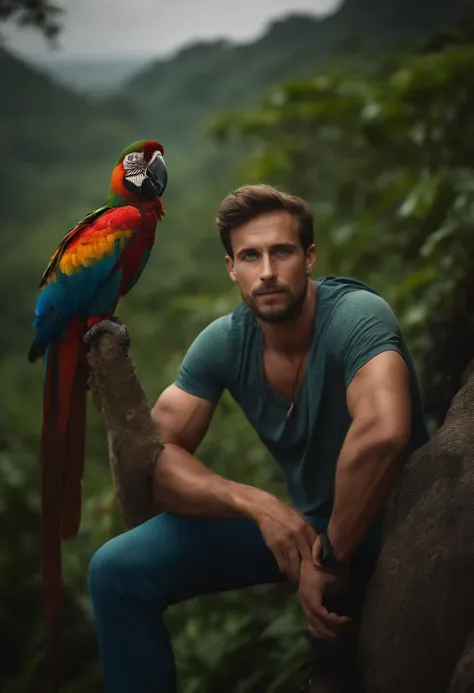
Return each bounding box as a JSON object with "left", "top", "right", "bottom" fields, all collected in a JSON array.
[{"left": 1, "top": 0, "right": 474, "bottom": 690}]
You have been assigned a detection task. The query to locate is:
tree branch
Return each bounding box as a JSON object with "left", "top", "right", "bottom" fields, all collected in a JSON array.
[{"left": 86, "top": 330, "right": 163, "bottom": 530}]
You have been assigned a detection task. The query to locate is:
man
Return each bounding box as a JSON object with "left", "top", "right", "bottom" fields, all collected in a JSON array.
[{"left": 88, "top": 184, "right": 429, "bottom": 693}]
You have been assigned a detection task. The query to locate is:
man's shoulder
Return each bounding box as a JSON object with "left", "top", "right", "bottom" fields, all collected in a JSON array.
[
  {"left": 316, "top": 276, "right": 403, "bottom": 365},
  {"left": 201, "top": 313, "right": 233, "bottom": 337},
  {"left": 318, "top": 275, "right": 381, "bottom": 303},
  {"left": 318, "top": 276, "right": 396, "bottom": 324},
  {"left": 191, "top": 302, "right": 255, "bottom": 353},
  {"left": 315, "top": 277, "right": 405, "bottom": 384}
]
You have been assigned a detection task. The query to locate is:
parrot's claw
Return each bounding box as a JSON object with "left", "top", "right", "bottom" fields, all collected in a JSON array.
[{"left": 84, "top": 317, "right": 130, "bottom": 350}]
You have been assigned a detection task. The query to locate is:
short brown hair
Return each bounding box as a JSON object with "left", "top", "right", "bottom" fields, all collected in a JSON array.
[{"left": 216, "top": 184, "right": 314, "bottom": 258}]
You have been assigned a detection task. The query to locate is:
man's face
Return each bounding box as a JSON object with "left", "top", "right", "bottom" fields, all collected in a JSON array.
[{"left": 225, "top": 210, "right": 316, "bottom": 324}]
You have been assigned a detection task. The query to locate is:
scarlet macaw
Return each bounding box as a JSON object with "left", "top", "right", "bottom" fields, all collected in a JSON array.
[{"left": 28, "top": 139, "right": 168, "bottom": 683}]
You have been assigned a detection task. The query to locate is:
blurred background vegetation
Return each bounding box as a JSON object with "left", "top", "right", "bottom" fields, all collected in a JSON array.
[{"left": 2, "top": 0, "right": 474, "bottom": 690}]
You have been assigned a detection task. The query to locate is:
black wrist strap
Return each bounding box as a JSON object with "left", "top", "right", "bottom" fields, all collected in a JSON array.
[{"left": 316, "top": 532, "right": 346, "bottom": 574}]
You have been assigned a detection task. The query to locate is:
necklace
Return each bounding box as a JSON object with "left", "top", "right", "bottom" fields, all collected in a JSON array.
[{"left": 286, "top": 352, "right": 307, "bottom": 419}]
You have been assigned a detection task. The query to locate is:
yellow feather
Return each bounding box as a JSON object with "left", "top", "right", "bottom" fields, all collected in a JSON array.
[{"left": 84, "top": 243, "right": 94, "bottom": 260}]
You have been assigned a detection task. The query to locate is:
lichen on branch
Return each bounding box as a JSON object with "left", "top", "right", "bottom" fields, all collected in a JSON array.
[{"left": 86, "top": 329, "right": 163, "bottom": 530}]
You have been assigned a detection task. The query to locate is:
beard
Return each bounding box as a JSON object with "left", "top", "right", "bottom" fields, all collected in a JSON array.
[{"left": 243, "top": 278, "right": 308, "bottom": 324}]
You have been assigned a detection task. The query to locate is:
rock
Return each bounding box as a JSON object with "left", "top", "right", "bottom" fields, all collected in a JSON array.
[{"left": 359, "top": 368, "right": 474, "bottom": 692}]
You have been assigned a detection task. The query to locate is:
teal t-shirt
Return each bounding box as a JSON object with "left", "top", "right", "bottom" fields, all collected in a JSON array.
[{"left": 174, "top": 276, "right": 429, "bottom": 516}]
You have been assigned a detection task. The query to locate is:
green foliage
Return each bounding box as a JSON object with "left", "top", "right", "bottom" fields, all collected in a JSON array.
[
  {"left": 213, "top": 39, "right": 474, "bottom": 425},
  {"left": 1, "top": 4, "right": 474, "bottom": 692}
]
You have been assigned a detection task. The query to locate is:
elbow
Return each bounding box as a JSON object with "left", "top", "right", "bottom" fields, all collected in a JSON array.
[
  {"left": 151, "top": 395, "right": 170, "bottom": 429},
  {"left": 150, "top": 400, "right": 163, "bottom": 431},
  {"left": 151, "top": 400, "right": 175, "bottom": 444},
  {"left": 150, "top": 401, "right": 158, "bottom": 426},
  {"left": 150, "top": 401, "right": 195, "bottom": 452}
]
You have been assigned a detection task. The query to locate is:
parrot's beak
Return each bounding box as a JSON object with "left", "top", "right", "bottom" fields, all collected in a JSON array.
[{"left": 146, "top": 153, "right": 168, "bottom": 197}]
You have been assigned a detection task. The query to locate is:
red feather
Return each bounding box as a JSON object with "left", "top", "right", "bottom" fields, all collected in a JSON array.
[
  {"left": 60, "top": 319, "right": 89, "bottom": 540},
  {"left": 41, "top": 316, "right": 88, "bottom": 691}
]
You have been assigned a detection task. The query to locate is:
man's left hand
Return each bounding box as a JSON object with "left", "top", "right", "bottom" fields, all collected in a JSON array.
[{"left": 298, "top": 540, "right": 350, "bottom": 639}]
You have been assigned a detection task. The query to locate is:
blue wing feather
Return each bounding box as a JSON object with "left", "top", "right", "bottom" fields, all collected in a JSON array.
[{"left": 31, "top": 237, "right": 132, "bottom": 357}]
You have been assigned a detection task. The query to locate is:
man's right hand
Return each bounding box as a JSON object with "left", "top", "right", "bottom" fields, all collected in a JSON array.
[
  {"left": 151, "top": 387, "right": 317, "bottom": 583},
  {"left": 251, "top": 494, "right": 318, "bottom": 583}
]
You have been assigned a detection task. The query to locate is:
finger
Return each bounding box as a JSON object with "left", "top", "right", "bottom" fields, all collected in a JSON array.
[
  {"left": 305, "top": 522, "right": 319, "bottom": 545},
  {"left": 296, "top": 529, "right": 316, "bottom": 563},
  {"left": 301, "top": 600, "right": 338, "bottom": 640},
  {"left": 317, "top": 604, "right": 351, "bottom": 629},
  {"left": 307, "top": 604, "right": 349, "bottom": 639},
  {"left": 330, "top": 612, "right": 351, "bottom": 625},
  {"left": 311, "top": 534, "right": 322, "bottom": 565},
  {"left": 315, "top": 614, "right": 351, "bottom": 639},
  {"left": 308, "top": 622, "right": 343, "bottom": 640},
  {"left": 308, "top": 623, "right": 334, "bottom": 640},
  {"left": 306, "top": 612, "right": 338, "bottom": 640},
  {"left": 287, "top": 548, "right": 301, "bottom": 583},
  {"left": 272, "top": 548, "right": 289, "bottom": 578}
]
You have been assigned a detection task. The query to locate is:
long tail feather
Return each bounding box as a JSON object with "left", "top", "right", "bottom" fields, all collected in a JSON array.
[
  {"left": 41, "top": 342, "right": 64, "bottom": 691},
  {"left": 61, "top": 328, "right": 88, "bottom": 539},
  {"left": 40, "top": 317, "right": 88, "bottom": 690}
]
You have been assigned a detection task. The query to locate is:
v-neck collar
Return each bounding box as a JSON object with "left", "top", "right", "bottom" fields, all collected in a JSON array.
[{"left": 256, "top": 279, "right": 322, "bottom": 406}]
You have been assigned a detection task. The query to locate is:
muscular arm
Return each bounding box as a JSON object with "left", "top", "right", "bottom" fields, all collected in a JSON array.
[
  {"left": 327, "top": 350, "right": 412, "bottom": 564},
  {"left": 150, "top": 385, "right": 269, "bottom": 520},
  {"left": 151, "top": 385, "right": 319, "bottom": 582}
]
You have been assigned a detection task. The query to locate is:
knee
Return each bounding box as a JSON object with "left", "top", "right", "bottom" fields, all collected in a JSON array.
[
  {"left": 88, "top": 536, "right": 129, "bottom": 602},
  {"left": 87, "top": 524, "right": 179, "bottom": 609}
]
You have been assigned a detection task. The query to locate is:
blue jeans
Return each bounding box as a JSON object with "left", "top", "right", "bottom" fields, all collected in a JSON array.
[{"left": 88, "top": 513, "right": 381, "bottom": 692}]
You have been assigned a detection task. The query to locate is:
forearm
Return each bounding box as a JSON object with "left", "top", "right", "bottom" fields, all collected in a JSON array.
[
  {"left": 152, "top": 442, "right": 273, "bottom": 522},
  {"left": 327, "top": 419, "right": 406, "bottom": 563}
]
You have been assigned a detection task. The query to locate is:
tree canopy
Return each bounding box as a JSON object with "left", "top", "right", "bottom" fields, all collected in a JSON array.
[{"left": 213, "top": 36, "right": 474, "bottom": 426}]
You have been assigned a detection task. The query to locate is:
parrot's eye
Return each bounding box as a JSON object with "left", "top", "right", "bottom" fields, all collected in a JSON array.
[{"left": 124, "top": 152, "right": 143, "bottom": 168}]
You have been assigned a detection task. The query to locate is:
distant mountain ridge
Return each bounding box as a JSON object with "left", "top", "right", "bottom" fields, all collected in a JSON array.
[
  {"left": 19, "top": 0, "right": 474, "bottom": 98},
  {"left": 2, "top": 0, "right": 474, "bottom": 297},
  {"left": 0, "top": 47, "right": 133, "bottom": 230},
  {"left": 23, "top": 55, "right": 152, "bottom": 95},
  {"left": 117, "top": 0, "right": 474, "bottom": 144}
]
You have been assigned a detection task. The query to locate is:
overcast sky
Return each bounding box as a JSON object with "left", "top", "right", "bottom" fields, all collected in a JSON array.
[{"left": 4, "top": 0, "right": 342, "bottom": 61}]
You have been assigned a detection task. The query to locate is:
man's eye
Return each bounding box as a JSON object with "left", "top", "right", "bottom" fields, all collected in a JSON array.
[
  {"left": 243, "top": 251, "right": 258, "bottom": 261},
  {"left": 274, "top": 248, "right": 289, "bottom": 257}
]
